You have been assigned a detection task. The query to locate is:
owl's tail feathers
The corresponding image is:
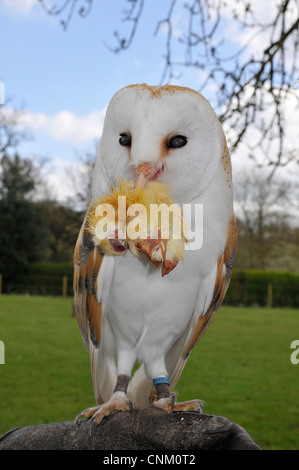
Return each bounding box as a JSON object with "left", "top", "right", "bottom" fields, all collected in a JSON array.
[
  {"left": 89, "top": 344, "right": 117, "bottom": 406},
  {"left": 127, "top": 364, "right": 152, "bottom": 407}
]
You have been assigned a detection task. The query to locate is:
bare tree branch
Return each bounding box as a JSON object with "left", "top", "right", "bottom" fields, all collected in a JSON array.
[
  {"left": 234, "top": 168, "right": 299, "bottom": 268},
  {"left": 37, "top": 0, "right": 299, "bottom": 173},
  {"left": 38, "top": 0, "right": 93, "bottom": 30},
  {"left": 65, "top": 148, "right": 96, "bottom": 211},
  {"left": 0, "top": 105, "right": 31, "bottom": 157},
  {"left": 103, "top": 0, "right": 145, "bottom": 53}
]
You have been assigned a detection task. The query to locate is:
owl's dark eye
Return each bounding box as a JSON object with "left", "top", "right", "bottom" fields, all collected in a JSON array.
[
  {"left": 119, "top": 133, "right": 131, "bottom": 147},
  {"left": 167, "top": 135, "right": 188, "bottom": 149}
]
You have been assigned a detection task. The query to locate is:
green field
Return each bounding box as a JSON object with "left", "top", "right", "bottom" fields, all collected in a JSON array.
[{"left": 0, "top": 295, "right": 298, "bottom": 450}]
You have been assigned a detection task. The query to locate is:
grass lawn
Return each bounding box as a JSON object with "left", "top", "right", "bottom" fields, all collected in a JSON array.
[{"left": 0, "top": 295, "right": 298, "bottom": 450}]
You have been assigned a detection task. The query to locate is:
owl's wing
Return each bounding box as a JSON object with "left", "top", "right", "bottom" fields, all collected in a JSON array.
[
  {"left": 73, "top": 207, "right": 117, "bottom": 405},
  {"left": 73, "top": 203, "right": 109, "bottom": 350},
  {"left": 166, "top": 213, "right": 238, "bottom": 390}
]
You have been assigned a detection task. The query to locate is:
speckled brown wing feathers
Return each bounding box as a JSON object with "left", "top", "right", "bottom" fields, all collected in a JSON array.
[
  {"left": 73, "top": 208, "right": 104, "bottom": 350},
  {"left": 183, "top": 213, "right": 238, "bottom": 358}
]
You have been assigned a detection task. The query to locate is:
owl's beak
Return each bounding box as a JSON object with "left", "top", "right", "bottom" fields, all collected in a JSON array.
[{"left": 136, "top": 162, "right": 164, "bottom": 188}]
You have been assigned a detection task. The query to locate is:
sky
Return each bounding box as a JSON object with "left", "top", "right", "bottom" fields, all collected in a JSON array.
[{"left": 0, "top": 0, "right": 298, "bottom": 203}]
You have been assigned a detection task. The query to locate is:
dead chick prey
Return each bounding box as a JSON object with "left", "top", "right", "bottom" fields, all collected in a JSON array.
[{"left": 87, "top": 179, "right": 188, "bottom": 276}]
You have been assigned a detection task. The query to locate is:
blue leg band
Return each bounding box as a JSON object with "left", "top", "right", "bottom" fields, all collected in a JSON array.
[{"left": 153, "top": 377, "right": 170, "bottom": 386}]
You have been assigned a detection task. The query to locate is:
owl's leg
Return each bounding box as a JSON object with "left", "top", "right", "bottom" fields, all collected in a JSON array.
[
  {"left": 75, "top": 374, "right": 133, "bottom": 425},
  {"left": 149, "top": 378, "right": 173, "bottom": 407},
  {"left": 150, "top": 378, "right": 204, "bottom": 413}
]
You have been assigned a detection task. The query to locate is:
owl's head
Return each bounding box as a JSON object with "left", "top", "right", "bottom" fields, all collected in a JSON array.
[{"left": 93, "top": 84, "right": 225, "bottom": 203}]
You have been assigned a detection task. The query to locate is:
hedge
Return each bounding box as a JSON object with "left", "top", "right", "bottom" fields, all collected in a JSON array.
[
  {"left": 1, "top": 264, "right": 299, "bottom": 307},
  {"left": 2, "top": 262, "right": 74, "bottom": 297},
  {"left": 225, "top": 269, "right": 299, "bottom": 308},
  {"left": 29, "top": 262, "right": 74, "bottom": 278}
]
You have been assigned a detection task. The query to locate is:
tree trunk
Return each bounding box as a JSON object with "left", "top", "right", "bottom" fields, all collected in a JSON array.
[{"left": 0, "top": 407, "right": 261, "bottom": 450}]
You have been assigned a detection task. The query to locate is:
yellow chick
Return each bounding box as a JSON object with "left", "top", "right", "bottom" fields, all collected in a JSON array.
[{"left": 87, "top": 179, "right": 187, "bottom": 276}]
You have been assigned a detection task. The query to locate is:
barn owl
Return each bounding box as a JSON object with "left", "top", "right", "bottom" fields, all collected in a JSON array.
[{"left": 73, "top": 84, "right": 238, "bottom": 424}]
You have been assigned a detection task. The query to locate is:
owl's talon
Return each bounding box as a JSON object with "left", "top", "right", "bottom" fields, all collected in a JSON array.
[
  {"left": 74, "top": 405, "right": 100, "bottom": 424},
  {"left": 153, "top": 394, "right": 204, "bottom": 414},
  {"left": 171, "top": 399, "right": 204, "bottom": 413},
  {"left": 75, "top": 392, "right": 133, "bottom": 425},
  {"left": 154, "top": 392, "right": 177, "bottom": 412}
]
